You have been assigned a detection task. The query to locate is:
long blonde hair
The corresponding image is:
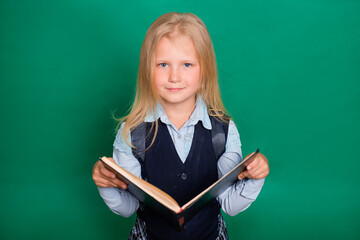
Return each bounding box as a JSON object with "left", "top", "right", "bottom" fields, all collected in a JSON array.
[{"left": 114, "top": 12, "right": 230, "bottom": 149}]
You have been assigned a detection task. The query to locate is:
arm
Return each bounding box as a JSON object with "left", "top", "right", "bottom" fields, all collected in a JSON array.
[
  {"left": 216, "top": 120, "right": 269, "bottom": 216},
  {"left": 94, "top": 123, "right": 142, "bottom": 217}
]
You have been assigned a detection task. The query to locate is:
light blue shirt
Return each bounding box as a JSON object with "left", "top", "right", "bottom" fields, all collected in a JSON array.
[{"left": 98, "top": 97, "right": 264, "bottom": 217}]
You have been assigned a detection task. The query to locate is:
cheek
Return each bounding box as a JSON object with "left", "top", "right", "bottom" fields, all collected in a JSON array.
[
  {"left": 153, "top": 71, "right": 164, "bottom": 90},
  {"left": 154, "top": 79, "right": 162, "bottom": 94},
  {"left": 188, "top": 69, "right": 201, "bottom": 86},
  {"left": 154, "top": 69, "right": 167, "bottom": 84}
]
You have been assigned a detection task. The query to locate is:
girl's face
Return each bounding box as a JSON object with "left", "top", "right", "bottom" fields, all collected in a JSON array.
[{"left": 154, "top": 34, "right": 201, "bottom": 110}]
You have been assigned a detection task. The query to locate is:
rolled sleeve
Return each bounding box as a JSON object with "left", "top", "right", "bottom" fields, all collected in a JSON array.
[
  {"left": 96, "top": 123, "right": 141, "bottom": 217},
  {"left": 237, "top": 178, "right": 265, "bottom": 200},
  {"left": 216, "top": 120, "right": 265, "bottom": 216},
  {"left": 97, "top": 186, "right": 139, "bottom": 217}
]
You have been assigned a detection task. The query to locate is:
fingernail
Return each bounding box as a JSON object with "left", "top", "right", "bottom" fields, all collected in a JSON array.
[{"left": 247, "top": 166, "right": 251, "bottom": 170}]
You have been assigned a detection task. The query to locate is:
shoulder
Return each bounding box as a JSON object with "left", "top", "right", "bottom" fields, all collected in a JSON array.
[
  {"left": 210, "top": 117, "right": 240, "bottom": 140},
  {"left": 113, "top": 122, "right": 132, "bottom": 155},
  {"left": 226, "top": 119, "right": 242, "bottom": 151}
]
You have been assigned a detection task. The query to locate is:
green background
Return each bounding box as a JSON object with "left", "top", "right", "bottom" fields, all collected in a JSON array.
[{"left": 1, "top": 0, "right": 359, "bottom": 239}]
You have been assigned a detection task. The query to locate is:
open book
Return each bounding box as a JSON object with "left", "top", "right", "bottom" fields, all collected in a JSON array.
[{"left": 99, "top": 149, "right": 259, "bottom": 231}]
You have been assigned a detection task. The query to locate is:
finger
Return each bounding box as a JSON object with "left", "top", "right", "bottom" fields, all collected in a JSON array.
[
  {"left": 251, "top": 155, "right": 269, "bottom": 174},
  {"left": 93, "top": 162, "right": 109, "bottom": 182},
  {"left": 258, "top": 153, "right": 268, "bottom": 163},
  {"left": 94, "top": 178, "right": 118, "bottom": 188},
  {"left": 92, "top": 161, "right": 103, "bottom": 175},
  {"left": 256, "top": 165, "right": 270, "bottom": 178},
  {"left": 95, "top": 176, "right": 128, "bottom": 189},
  {"left": 93, "top": 158, "right": 129, "bottom": 188},
  {"left": 95, "top": 171, "right": 128, "bottom": 188},
  {"left": 244, "top": 152, "right": 255, "bottom": 165},
  {"left": 246, "top": 156, "right": 260, "bottom": 170},
  {"left": 246, "top": 157, "right": 266, "bottom": 174},
  {"left": 244, "top": 152, "right": 259, "bottom": 165},
  {"left": 238, "top": 170, "right": 250, "bottom": 180},
  {"left": 97, "top": 157, "right": 118, "bottom": 176},
  {"left": 249, "top": 165, "right": 270, "bottom": 179},
  {"left": 93, "top": 170, "right": 117, "bottom": 187},
  {"left": 247, "top": 166, "right": 264, "bottom": 179},
  {"left": 114, "top": 179, "right": 128, "bottom": 189},
  {"left": 93, "top": 160, "right": 115, "bottom": 179},
  {"left": 247, "top": 152, "right": 269, "bottom": 170},
  {"left": 99, "top": 164, "right": 116, "bottom": 179}
]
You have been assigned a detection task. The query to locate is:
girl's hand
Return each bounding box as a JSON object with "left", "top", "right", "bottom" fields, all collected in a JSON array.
[
  {"left": 92, "top": 157, "right": 128, "bottom": 189},
  {"left": 238, "top": 152, "right": 269, "bottom": 180}
]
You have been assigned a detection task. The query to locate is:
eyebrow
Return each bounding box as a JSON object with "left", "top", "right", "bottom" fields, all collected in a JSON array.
[{"left": 155, "top": 59, "right": 197, "bottom": 62}]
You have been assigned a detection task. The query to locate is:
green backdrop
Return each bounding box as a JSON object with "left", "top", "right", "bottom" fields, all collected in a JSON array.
[{"left": 1, "top": 0, "right": 359, "bottom": 239}]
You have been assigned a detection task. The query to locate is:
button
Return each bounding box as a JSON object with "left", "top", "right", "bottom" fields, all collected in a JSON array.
[
  {"left": 177, "top": 134, "right": 182, "bottom": 139},
  {"left": 181, "top": 173, "right": 187, "bottom": 180}
]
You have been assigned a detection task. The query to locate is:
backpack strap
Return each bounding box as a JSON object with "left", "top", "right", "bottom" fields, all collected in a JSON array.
[
  {"left": 209, "top": 116, "right": 229, "bottom": 160},
  {"left": 131, "top": 122, "right": 147, "bottom": 180}
]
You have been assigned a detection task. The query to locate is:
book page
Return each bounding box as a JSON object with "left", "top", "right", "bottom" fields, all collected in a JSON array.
[
  {"left": 181, "top": 150, "right": 259, "bottom": 210},
  {"left": 100, "top": 157, "right": 181, "bottom": 213}
]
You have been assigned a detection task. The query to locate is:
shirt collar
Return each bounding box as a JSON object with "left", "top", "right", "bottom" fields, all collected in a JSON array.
[{"left": 144, "top": 96, "right": 212, "bottom": 130}]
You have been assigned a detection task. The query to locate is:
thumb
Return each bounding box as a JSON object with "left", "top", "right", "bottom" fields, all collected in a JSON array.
[{"left": 238, "top": 170, "right": 250, "bottom": 180}]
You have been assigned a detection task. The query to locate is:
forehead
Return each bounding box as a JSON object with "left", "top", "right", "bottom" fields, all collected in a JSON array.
[{"left": 155, "top": 34, "right": 198, "bottom": 60}]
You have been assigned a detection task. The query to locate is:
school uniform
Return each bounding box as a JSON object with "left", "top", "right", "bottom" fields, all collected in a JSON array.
[{"left": 97, "top": 96, "right": 265, "bottom": 239}]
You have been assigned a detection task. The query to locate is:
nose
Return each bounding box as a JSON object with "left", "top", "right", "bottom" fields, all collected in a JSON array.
[{"left": 169, "top": 67, "right": 180, "bottom": 82}]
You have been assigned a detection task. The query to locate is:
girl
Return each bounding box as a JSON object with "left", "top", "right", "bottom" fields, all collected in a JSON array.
[{"left": 93, "top": 12, "right": 269, "bottom": 240}]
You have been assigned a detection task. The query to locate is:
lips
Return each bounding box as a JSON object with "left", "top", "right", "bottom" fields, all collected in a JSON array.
[{"left": 166, "top": 88, "right": 184, "bottom": 92}]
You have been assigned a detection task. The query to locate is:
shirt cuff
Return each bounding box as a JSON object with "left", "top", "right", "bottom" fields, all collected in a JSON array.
[
  {"left": 97, "top": 186, "right": 122, "bottom": 201},
  {"left": 235, "top": 178, "right": 265, "bottom": 200},
  {"left": 97, "top": 186, "right": 139, "bottom": 217}
]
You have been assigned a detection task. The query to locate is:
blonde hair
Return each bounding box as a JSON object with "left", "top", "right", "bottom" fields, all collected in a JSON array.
[{"left": 114, "top": 12, "right": 230, "bottom": 149}]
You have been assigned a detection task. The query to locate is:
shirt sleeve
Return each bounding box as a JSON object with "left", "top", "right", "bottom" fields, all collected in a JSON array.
[
  {"left": 216, "top": 120, "right": 265, "bottom": 216},
  {"left": 96, "top": 122, "right": 141, "bottom": 217}
]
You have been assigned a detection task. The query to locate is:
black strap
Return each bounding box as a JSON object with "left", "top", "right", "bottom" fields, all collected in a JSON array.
[
  {"left": 131, "top": 122, "right": 147, "bottom": 180},
  {"left": 210, "top": 116, "right": 229, "bottom": 160}
]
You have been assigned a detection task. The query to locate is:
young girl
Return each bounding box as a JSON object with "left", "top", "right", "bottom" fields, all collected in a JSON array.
[{"left": 93, "top": 12, "right": 269, "bottom": 240}]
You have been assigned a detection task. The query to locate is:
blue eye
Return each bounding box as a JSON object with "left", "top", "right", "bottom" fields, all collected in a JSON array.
[
  {"left": 159, "top": 63, "right": 168, "bottom": 68},
  {"left": 183, "top": 63, "right": 192, "bottom": 67}
]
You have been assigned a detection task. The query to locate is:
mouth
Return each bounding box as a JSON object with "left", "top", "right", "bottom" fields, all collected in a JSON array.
[{"left": 166, "top": 88, "right": 184, "bottom": 92}]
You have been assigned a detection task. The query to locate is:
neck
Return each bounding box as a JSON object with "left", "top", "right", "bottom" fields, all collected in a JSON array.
[{"left": 161, "top": 99, "right": 196, "bottom": 130}]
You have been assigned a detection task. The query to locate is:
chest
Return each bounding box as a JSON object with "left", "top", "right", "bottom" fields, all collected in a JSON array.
[{"left": 143, "top": 122, "right": 218, "bottom": 205}]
